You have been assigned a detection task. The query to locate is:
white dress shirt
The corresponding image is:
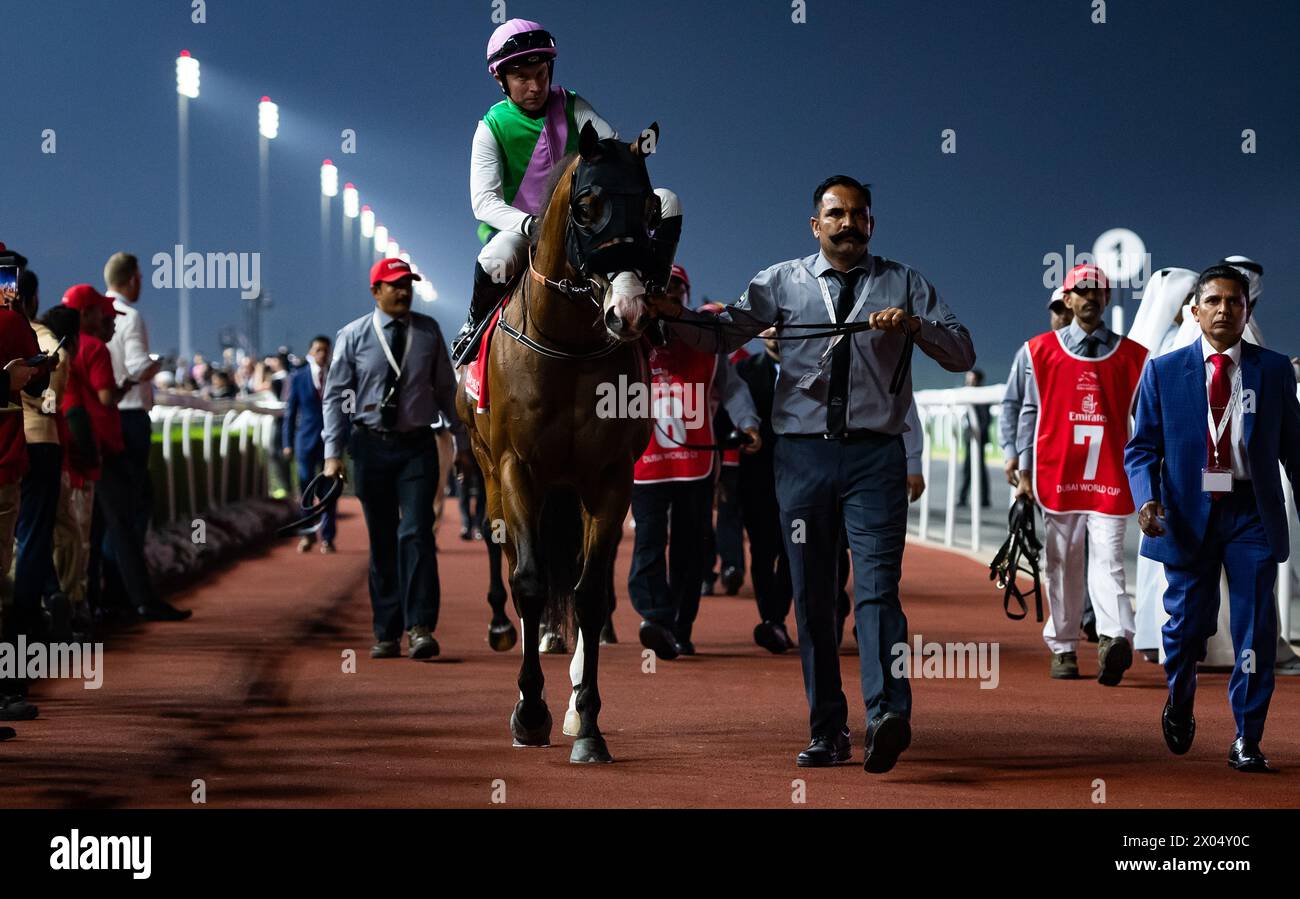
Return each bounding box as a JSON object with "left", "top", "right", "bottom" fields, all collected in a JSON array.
[
  {"left": 107, "top": 291, "right": 154, "bottom": 411},
  {"left": 1200, "top": 335, "right": 1249, "bottom": 479}
]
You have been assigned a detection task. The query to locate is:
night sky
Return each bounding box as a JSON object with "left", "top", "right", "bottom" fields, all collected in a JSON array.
[{"left": 4, "top": 0, "right": 1297, "bottom": 385}]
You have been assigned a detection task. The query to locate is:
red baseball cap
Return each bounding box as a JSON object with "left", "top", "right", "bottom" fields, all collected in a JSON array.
[
  {"left": 669, "top": 263, "right": 690, "bottom": 289},
  {"left": 62, "top": 283, "right": 119, "bottom": 315},
  {"left": 1062, "top": 264, "right": 1109, "bottom": 293},
  {"left": 370, "top": 257, "right": 422, "bottom": 286}
]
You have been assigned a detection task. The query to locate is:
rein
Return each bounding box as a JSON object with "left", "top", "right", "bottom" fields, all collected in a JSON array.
[{"left": 495, "top": 246, "right": 624, "bottom": 362}]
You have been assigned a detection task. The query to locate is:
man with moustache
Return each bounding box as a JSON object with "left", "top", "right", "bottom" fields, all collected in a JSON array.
[
  {"left": 1125, "top": 265, "right": 1300, "bottom": 771},
  {"left": 650, "top": 175, "right": 975, "bottom": 774},
  {"left": 322, "top": 258, "right": 471, "bottom": 660},
  {"left": 1014, "top": 265, "right": 1147, "bottom": 684}
]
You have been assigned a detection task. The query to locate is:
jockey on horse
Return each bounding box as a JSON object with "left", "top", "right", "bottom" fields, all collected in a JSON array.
[{"left": 451, "top": 17, "right": 683, "bottom": 367}]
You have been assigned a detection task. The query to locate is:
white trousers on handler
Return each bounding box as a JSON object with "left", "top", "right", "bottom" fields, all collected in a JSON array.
[{"left": 1042, "top": 511, "right": 1134, "bottom": 654}]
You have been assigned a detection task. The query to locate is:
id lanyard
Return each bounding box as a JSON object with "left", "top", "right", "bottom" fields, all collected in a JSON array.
[
  {"left": 371, "top": 310, "right": 412, "bottom": 380},
  {"left": 1206, "top": 370, "right": 1241, "bottom": 470},
  {"left": 815, "top": 266, "right": 876, "bottom": 366}
]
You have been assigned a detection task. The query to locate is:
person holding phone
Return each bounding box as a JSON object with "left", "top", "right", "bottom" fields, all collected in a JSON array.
[{"left": 0, "top": 251, "right": 44, "bottom": 720}]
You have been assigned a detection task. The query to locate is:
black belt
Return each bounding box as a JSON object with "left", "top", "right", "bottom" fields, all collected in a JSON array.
[
  {"left": 354, "top": 422, "right": 432, "bottom": 444},
  {"left": 784, "top": 429, "right": 892, "bottom": 443}
]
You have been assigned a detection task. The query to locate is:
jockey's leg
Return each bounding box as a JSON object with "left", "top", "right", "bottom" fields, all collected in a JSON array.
[
  {"left": 451, "top": 231, "right": 529, "bottom": 366},
  {"left": 645, "top": 187, "right": 683, "bottom": 292}
]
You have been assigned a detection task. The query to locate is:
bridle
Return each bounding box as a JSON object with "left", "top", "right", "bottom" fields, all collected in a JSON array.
[{"left": 493, "top": 244, "right": 625, "bottom": 361}]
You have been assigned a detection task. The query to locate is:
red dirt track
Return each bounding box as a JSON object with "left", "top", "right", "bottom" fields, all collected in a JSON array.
[{"left": 3, "top": 497, "right": 1297, "bottom": 808}]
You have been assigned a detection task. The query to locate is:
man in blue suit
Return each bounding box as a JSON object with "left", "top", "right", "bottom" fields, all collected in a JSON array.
[
  {"left": 1125, "top": 265, "right": 1300, "bottom": 773},
  {"left": 283, "top": 336, "right": 337, "bottom": 552}
]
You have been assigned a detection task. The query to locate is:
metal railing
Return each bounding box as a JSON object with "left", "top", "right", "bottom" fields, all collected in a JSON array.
[{"left": 150, "top": 390, "right": 283, "bottom": 525}]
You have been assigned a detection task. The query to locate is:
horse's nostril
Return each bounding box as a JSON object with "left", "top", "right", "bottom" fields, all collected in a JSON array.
[{"left": 605, "top": 307, "right": 623, "bottom": 332}]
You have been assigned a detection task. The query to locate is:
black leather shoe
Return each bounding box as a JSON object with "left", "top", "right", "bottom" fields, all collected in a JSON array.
[
  {"left": 796, "top": 729, "right": 852, "bottom": 767},
  {"left": 0, "top": 726, "right": 14, "bottom": 741},
  {"left": 370, "top": 640, "right": 400, "bottom": 659},
  {"left": 864, "top": 712, "right": 911, "bottom": 774},
  {"left": 1161, "top": 697, "right": 1195, "bottom": 755},
  {"left": 1228, "top": 738, "right": 1276, "bottom": 773},
  {"left": 774, "top": 622, "right": 795, "bottom": 650},
  {"left": 136, "top": 601, "right": 192, "bottom": 622},
  {"left": 675, "top": 635, "right": 696, "bottom": 656},
  {"left": 754, "top": 621, "right": 790, "bottom": 654},
  {"left": 638, "top": 621, "right": 680, "bottom": 660},
  {"left": 0, "top": 696, "right": 39, "bottom": 721},
  {"left": 721, "top": 565, "right": 744, "bottom": 596}
]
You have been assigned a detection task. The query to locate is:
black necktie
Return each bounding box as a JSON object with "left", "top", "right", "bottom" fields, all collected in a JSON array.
[
  {"left": 382, "top": 319, "right": 407, "bottom": 429},
  {"left": 826, "top": 269, "right": 861, "bottom": 436},
  {"left": 1080, "top": 334, "right": 1100, "bottom": 358}
]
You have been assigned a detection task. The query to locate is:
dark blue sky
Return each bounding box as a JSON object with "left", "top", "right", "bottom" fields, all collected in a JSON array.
[{"left": 5, "top": 0, "right": 1297, "bottom": 385}]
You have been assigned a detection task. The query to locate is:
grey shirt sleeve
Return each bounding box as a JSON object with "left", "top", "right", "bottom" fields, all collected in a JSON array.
[
  {"left": 1016, "top": 351, "right": 1039, "bottom": 472},
  {"left": 1000, "top": 343, "right": 1029, "bottom": 460},
  {"left": 909, "top": 271, "right": 977, "bottom": 373},
  {"left": 665, "top": 265, "right": 780, "bottom": 355},
  {"left": 430, "top": 328, "right": 468, "bottom": 452},
  {"left": 322, "top": 324, "right": 356, "bottom": 460},
  {"left": 715, "top": 356, "right": 759, "bottom": 433},
  {"left": 903, "top": 399, "right": 923, "bottom": 476}
]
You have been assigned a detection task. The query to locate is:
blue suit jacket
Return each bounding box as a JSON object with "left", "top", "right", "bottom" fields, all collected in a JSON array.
[
  {"left": 283, "top": 365, "right": 326, "bottom": 458},
  {"left": 1124, "top": 340, "right": 1300, "bottom": 567}
]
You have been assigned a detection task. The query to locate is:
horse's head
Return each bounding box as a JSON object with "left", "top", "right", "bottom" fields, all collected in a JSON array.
[{"left": 566, "top": 121, "right": 661, "bottom": 341}]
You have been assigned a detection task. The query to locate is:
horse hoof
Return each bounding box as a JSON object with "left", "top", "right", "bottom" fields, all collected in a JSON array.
[
  {"left": 510, "top": 704, "right": 552, "bottom": 748},
  {"left": 488, "top": 619, "right": 517, "bottom": 652},
  {"left": 562, "top": 708, "right": 581, "bottom": 737},
  {"left": 570, "top": 735, "right": 613, "bottom": 764},
  {"left": 538, "top": 631, "right": 567, "bottom": 655}
]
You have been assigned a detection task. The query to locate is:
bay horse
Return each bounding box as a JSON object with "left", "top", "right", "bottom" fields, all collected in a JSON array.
[{"left": 455, "top": 122, "right": 660, "bottom": 763}]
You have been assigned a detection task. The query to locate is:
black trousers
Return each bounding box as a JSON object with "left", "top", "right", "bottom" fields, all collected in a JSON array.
[
  {"left": 96, "top": 450, "right": 160, "bottom": 610},
  {"left": 12, "top": 442, "right": 62, "bottom": 634},
  {"left": 957, "top": 437, "right": 991, "bottom": 506},
  {"left": 775, "top": 434, "right": 910, "bottom": 739},
  {"left": 118, "top": 410, "right": 154, "bottom": 540},
  {"left": 350, "top": 426, "right": 439, "bottom": 641},
  {"left": 627, "top": 477, "right": 713, "bottom": 642},
  {"left": 738, "top": 455, "right": 792, "bottom": 625},
  {"left": 712, "top": 465, "right": 745, "bottom": 574}
]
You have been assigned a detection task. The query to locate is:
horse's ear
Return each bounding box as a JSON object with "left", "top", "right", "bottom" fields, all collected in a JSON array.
[
  {"left": 630, "top": 121, "right": 660, "bottom": 157},
  {"left": 578, "top": 121, "right": 601, "bottom": 160}
]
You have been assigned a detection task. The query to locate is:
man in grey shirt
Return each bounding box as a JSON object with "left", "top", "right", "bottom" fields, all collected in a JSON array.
[
  {"left": 651, "top": 175, "right": 974, "bottom": 773},
  {"left": 323, "top": 257, "right": 470, "bottom": 661}
]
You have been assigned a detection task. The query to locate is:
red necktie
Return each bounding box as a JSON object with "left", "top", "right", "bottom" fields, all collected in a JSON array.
[{"left": 1206, "top": 353, "right": 1232, "bottom": 498}]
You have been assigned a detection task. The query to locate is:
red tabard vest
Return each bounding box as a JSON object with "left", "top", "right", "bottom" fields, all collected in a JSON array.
[
  {"left": 633, "top": 340, "right": 719, "bottom": 484},
  {"left": 1027, "top": 330, "right": 1147, "bottom": 516}
]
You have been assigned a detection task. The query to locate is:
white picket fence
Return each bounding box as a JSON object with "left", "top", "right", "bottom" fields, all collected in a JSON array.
[{"left": 149, "top": 391, "right": 283, "bottom": 526}]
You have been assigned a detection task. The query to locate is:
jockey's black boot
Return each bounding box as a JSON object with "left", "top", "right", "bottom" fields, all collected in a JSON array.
[{"left": 451, "top": 262, "right": 509, "bottom": 367}]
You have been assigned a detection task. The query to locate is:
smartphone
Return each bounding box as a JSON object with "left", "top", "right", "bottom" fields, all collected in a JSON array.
[{"left": 0, "top": 265, "right": 18, "bottom": 309}]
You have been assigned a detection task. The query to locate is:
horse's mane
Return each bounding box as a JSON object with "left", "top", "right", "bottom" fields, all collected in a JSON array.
[{"left": 532, "top": 152, "right": 579, "bottom": 252}]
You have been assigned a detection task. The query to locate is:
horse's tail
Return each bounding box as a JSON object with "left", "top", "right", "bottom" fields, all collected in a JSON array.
[{"left": 539, "top": 487, "right": 583, "bottom": 645}]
